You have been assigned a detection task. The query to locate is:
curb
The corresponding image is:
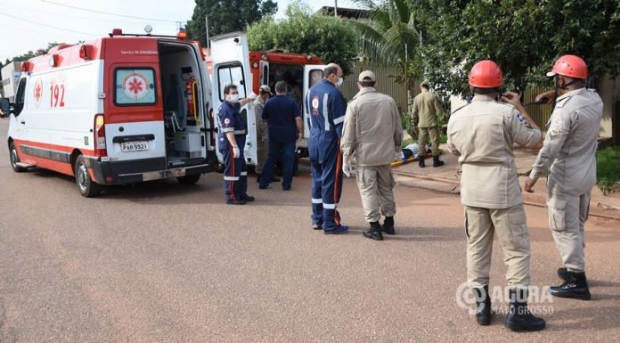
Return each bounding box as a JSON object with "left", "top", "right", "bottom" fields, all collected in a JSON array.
[{"left": 394, "top": 172, "right": 620, "bottom": 221}]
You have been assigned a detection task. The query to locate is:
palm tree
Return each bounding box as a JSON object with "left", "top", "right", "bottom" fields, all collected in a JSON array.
[{"left": 350, "top": 0, "right": 421, "bottom": 91}]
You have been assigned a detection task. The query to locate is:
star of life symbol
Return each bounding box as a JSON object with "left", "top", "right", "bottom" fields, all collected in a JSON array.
[
  {"left": 33, "top": 79, "right": 43, "bottom": 107},
  {"left": 122, "top": 73, "right": 150, "bottom": 100},
  {"left": 311, "top": 96, "right": 319, "bottom": 115}
]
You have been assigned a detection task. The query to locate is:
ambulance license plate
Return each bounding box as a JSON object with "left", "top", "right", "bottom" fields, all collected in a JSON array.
[{"left": 121, "top": 141, "right": 148, "bottom": 152}]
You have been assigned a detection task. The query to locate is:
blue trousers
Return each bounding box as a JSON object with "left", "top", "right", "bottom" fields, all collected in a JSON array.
[
  {"left": 260, "top": 140, "right": 296, "bottom": 190},
  {"left": 221, "top": 144, "right": 247, "bottom": 201},
  {"left": 310, "top": 145, "right": 345, "bottom": 231}
]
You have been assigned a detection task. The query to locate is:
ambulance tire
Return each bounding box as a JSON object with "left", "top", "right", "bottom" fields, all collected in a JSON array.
[
  {"left": 177, "top": 174, "right": 201, "bottom": 185},
  {"left": 74, "top": 155, "right": 102, "bottom": 198},
  {"left": 9, "top": 142, "right": 26, "bottom": 173}
]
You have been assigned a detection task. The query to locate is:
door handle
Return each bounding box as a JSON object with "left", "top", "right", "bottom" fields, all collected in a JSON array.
[{"left": 20, "top": 120, "right": 25, "bottom": 124}]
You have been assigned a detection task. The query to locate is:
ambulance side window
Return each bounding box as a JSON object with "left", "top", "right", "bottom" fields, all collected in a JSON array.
[
  {"left": 114, "top": 68, "right": 157, "bottom": 106},
  {"left": 308, "top": 69, "right": 323, "bottom": 88},
  {"left": 217, "top": 64, "right": 246, "bottom": 101},
  {"left": 13, "top": 78, "right": 27, "bottom": 116}
]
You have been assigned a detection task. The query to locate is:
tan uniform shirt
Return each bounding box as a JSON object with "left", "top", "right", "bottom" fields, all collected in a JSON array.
[
  {"left": 411, "top": 91, "right": 444, "bottom": 128},
  {"left": 341, "top": 87, "right": 403, "bottom": 166},
  {"left": 253, "top": 97, "right": 268, "bottom": 141},
  {"left": 447, "top": 95, "right": 542, "bottom": 209},
  {"left": 529, "top": 88, "right": 603, "bottom": 195}
]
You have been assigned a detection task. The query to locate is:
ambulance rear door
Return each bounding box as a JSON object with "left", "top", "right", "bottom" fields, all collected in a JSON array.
[
  {"left": 209, "top": 32, "right": 254, "bottom": 165},
  {"left": 299, "top": 64, "right": 327, "bottom": 148}
]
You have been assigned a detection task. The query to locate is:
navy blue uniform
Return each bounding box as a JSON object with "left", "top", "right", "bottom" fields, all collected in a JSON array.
[
  {"left": 304, "top": 79, "right": 348, "bottom": 232},
  {"left": 260, "top": 95, "right": 301, "bottom": 190},
  {"left": 217, "top": 101, "right": 248, "bottom": 201}
]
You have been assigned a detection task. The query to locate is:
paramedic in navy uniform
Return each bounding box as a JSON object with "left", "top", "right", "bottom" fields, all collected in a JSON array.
[
  {"left": 305, "top": 63, "right": 349, "bottom": 234},
  {"left": 218, "top": 84, "right": 256, "bottom": 205}
]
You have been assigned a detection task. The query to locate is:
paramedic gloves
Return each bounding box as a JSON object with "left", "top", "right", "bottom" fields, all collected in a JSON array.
[
  {"left": 233, "top": 146, "right": 241, "bottom": 158},
  {"left": 248, "top": 92, "right": 258, "bottom": 100},
  {"left": 396, "top": 151, "right": 404, "bottom": 161},
  {"left": 342, "top": 156, "right": 353, "bottom": 177}
]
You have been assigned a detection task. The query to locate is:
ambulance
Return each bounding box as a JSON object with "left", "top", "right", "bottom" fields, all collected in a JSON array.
[
  {"left": 206, "top": 47, "right": 327, "bottom": 171},
  {"left": 4, "top": 27, "right": 222, "bottom": 197}
]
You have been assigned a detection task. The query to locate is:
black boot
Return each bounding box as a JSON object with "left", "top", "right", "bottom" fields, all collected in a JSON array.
[
  {"left": 382, "top": 216, "right": 395, "bottom": 235},
  {"left": 473, "top": 286, "right": 492, "bottom": 326},
  {"left": 504, "top": 289, "right": 546, "bottom": 332},
  {"left": 418, "top": 155, "right": 425, "bottom": 168},
  {"left": 557, "top": 267, "right": 569, "bottom": 281},
  {"left": 550, "top": 270, "right": 591, "bottom": 300},
  {"left": 363, "top": 222, "right": 383, "bottom": 241},
  {"left": 433, "top": 155, "right": 444, "bottom": 167}
]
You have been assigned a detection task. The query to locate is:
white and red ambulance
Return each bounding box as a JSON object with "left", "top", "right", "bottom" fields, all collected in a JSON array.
[{"left": 5, "top": 28, "right": 221, "bottom": 197}]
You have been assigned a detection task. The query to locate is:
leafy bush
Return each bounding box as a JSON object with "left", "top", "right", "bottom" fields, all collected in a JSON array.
[{"left": 597, "top": 146, "right": 620, "bottom": 195}]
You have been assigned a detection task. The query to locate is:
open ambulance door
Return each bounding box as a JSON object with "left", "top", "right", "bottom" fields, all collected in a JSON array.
[
  {"left": 209, "top": 32, "right": 255, "bottom": 166},
  {"left": 298, "top": 64, "right": 328, "bottom": 150}
]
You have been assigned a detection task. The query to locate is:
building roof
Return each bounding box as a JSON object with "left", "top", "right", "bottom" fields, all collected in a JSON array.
[{"left": 316, "top": 6, "right": 370, "bottom": 20}]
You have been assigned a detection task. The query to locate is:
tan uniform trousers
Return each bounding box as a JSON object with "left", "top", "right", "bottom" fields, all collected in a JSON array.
[
  {"left": 418, "top": 126, "right": 441, "bottom": 157},
  {"left": 355, "top": 165, "right": 396, "bottom": 223},
  {"left": 465, "top": 205, "right": 531, "bottom": 288},
  {"left": 547, "top": 179, "right": 590, "bottom": 273},
  {"left": 255, "top": 135, "right": 269, "bottom": 174}
]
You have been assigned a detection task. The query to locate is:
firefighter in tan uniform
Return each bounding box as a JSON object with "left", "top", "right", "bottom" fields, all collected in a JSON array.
[
  {"left": 341, "top": 70, "right": 403, "bottom": 241},
  {"left": 525, "top": 55, "right": 603, "bottom": 301},
  {"left": 447, "top": 60, "right": 545, "bottom": 331},
  {"left": 411, "top": 82, "right": 445, "bottom": 168}
]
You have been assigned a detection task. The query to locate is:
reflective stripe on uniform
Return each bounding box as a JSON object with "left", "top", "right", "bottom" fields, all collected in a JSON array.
[
  {"left": 224, "top": 176, "right": 240, "bottom": 181},
  {"left": 312, "top": 198, "right": 322, "bottom": 204},
  {"left": 234, "top": 130, "right": 246, "bottom": 135},
  {"left": 333, "top": 116, "right": 345, "bottom": 125},
  {"left": 221, "top": 127, "right": 234, "bottom": 133},
  {"left": 240, "top": 171, "right": 247, "bottom": 176},
  {"left": 323, "top": 203, "right": 338, "bottom": 209},
  {"left": 323, "top": 93, "right": 330, "bottom": 131}
]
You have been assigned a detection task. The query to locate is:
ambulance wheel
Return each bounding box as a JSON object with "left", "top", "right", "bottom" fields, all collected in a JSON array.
[
  {"left": 9, "top": 142, "right": 26, "bottom": 173},
  {"left": 75, "top": 155, "right": 101, "bottom": 198},
  {"left": 177, "top": 174, "right": 201, "bottom": 185}
]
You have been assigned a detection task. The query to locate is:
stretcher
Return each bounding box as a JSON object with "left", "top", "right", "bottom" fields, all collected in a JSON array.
[{"left": 390, "top": 150, "right": 444, "bottom": 168}]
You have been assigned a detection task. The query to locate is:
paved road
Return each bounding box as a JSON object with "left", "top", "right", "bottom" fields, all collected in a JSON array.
[{"left": 1, "top": 119, "right": 619, "bottom": 343}]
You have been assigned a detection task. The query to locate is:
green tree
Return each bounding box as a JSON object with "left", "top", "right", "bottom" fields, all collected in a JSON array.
[
  {"left": 187, "top": 0, "right": 278, "bottom": 47},
  {"left": 414, "top": 0, "right": 620, "bottom": 99},
  {"left": 350, "top": 0, "right": 421, "bottom": 90},
  {"left": 246, "top": 1, "right": 358, "bottom": 75}
]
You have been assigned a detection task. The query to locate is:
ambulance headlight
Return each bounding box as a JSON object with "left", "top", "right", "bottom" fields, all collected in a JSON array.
[{"left": 144, "top": 24, "right": 153, "bottom": 34}]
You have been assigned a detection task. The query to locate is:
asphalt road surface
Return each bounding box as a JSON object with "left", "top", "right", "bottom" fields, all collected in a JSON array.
[{"left": 1, "top": 119, "right": 619, "bottom": 343}]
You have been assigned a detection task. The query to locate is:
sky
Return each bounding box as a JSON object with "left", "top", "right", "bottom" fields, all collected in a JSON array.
[{"left": 0, "top": 0, "right": 360, "bottom": 62}]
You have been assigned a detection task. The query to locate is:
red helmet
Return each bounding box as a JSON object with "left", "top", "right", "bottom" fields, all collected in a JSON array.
[
  {"left": 469, "top": 60, "right": 503, "bottom": 88},
  {"left": 547, "top": 55, "right": 588, "bottom": 79}
]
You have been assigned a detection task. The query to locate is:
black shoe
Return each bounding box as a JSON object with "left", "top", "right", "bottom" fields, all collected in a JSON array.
[
  {"left": 557, "top": 267, "right": 569, "bottom": 282},
  {"left": 433, "top": 155, "right": 444, "bottom": 167},
  {"left": 259, "top": 183, "right": 272, "bottom": 190},
  {"left": 363, "top": 222, "right": 384, "bottom": 241},
  {"left": 312, "top": 223, "right": 322, "bottom": 230},
  {"left": 243, "top": 195, "right": 255, "bottom": 202},
  {"left": 226, "top": 199, "right": 247, "bottom": 205},
  {"left": 382, "top": 216, "right": 395, "bottom": 235},
  {"left": 550, "top": 271, "right": 591, "bottom": 300},
  {"left": 504, "top": 289, "right": 546, "bottom": 332},
  {"left": 418, "top": 155, "right": 425, "bottom": 168},
  {"left": 473, "top": 286, "right": 492, "bottom": 326}
]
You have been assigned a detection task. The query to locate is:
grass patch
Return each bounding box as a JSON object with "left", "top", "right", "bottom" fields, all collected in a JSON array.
[{"left": 597, "top": 145, "right": 620, "bottom": 195}]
